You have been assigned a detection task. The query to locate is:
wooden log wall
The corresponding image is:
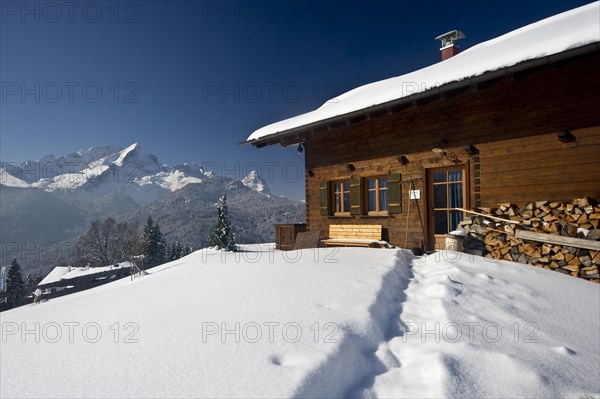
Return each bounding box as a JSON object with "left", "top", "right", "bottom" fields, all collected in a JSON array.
[
  {"left": 303, "top": 51, "right": 600, "bottom": 249},
  {"left": 306, "top": 149, "right": 471, "bottom": 249}
]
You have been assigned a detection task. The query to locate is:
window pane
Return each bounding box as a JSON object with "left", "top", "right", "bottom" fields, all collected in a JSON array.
[
  {"left": 433, "top": 184, "right": 447, "bottom": 208},
  {"left": 379, "top": 177, "right": 388, "bottom": 188},
  {"left": 368, "top": 179, "right": 376, "bottom": 190},
  {"left": 343, "top": 192, "right": 350, "bottom": 212},
  {"left": 448, "top": 183, "right": 463, "bottom": 208},
  {"left": 335, "top": 194, "right": 342, "bottom": 212},
  {"left": 449, "top": 210, "right": 462, "bottom": 232},
  {"left": 448, "top": 170, "right": 462, "bottom": 182},
  {"left": 379, "top": 189, "right": 388, "bottom": 211},
  {"left": 434, "top": 210, "right": 448, "bottom": 234},
  {"left": 343, "top": 181, "right": 350, "bottom": 192},
  {"left": 433, "top": 172, "right": 446, "bottom": 183},
  {"left": 368, "top": 191, "right": 376, "bottom": 211}
]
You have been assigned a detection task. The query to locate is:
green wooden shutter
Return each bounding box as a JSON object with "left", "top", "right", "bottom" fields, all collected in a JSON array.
[
  {"left": 350, "top": 178, "right": 362, "bottom": 215},
  {"left": 319, "top": 181, "right": 329, "bottom": 216},
  {"left": 388, "top": 173, "right": 402, "bottom": 214}
]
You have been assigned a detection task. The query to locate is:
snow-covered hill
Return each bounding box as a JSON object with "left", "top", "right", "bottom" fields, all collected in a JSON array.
[{"left": 1, "top": 246, "right": 598, "bottom": 398}]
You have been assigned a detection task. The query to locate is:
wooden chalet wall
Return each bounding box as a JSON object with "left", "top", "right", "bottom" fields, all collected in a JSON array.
[{"left": 304, "top": 51, "right": 600, "bottom": 249}]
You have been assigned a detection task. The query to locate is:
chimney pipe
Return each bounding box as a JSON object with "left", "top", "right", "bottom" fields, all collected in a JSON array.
[{"left": 435, "top": 30, "right": 465, "bottom": 61}]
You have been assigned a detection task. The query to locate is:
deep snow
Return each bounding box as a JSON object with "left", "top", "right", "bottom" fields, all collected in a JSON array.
[{"left": 1, "top": 245, "right": 598, "bottom": 398}]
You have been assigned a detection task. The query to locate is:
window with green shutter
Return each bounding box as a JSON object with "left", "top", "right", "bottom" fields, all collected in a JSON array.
[
  {"left": 319, "top": 181, "right": 329, "bottom": 216},
  {"left": 387, "top": 173, "right": 402, "bottom": 214},
  {"left": 350, "top": 178, "right": 362, "bottom": 215}
]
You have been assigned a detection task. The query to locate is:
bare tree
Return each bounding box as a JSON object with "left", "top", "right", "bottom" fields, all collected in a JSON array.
[{"left": 77, "top": 218, "right": 139, "bottom": 267}]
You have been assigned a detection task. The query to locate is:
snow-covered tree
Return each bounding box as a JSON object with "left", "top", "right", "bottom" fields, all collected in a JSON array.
[
  {"left": 208, "top": 195, "right": 236, "bottom": 251},
  {"left": 6, "top": 258, "right": 25, "bottom": 307},
  {"left": 182, "top": 243, "right": 192, "bottom": 256},
  {"left": 167, "top": 242, "right": 183, "bottom": 261},
  {"left": 142, "top": 216, "right": 167, "bottom": 266}
]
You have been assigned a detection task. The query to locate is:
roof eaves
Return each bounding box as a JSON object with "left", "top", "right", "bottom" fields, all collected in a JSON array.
[{"left": 241, "top": 42, "right": 600, "bottom": 148}]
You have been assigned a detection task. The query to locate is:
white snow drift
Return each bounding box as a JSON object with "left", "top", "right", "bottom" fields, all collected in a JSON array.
[{"left": 1, "top": 245, "right": 598, "bottom": 398}]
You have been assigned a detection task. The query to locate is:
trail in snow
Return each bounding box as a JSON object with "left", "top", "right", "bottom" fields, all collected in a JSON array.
[
  {"left": 1, "top": 246, "right": 598, "bottom": 398},
  {"left": 362, "top": 252, "right": 600, "bottom": 398},
  {"left": 292, "top": 250, "right": 414, "bottom": 398}
]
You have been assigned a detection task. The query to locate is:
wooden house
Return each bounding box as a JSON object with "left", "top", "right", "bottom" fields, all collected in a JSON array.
[{"left": 244, "top": 3, "right": 600, "bottom": 251}]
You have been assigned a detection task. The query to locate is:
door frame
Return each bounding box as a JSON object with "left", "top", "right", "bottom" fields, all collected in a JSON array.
[{"left": 425, "top": 164, "right": 470, "bottom": 251}]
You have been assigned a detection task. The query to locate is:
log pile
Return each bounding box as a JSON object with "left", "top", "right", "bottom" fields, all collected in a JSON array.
[{"left": 457, "top": 198, "right": 600, "bottom": 283}]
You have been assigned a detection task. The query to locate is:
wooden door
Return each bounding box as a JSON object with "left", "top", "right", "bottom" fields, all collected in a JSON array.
[{"left": 427, "top": 166, "right": 467, "bottom": 250}]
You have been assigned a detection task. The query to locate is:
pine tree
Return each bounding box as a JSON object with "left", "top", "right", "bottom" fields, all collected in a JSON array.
[
  {"left": 182, "top": 244, "right": 192, "bottom": 256},
  {"left": 6, "top": 258, "right": 25, "bottom": 307},
  {"left": 142, "top": 216, "right": 167, "bottom": 266},
  {"left": 167, "top": 242, "right": 182, "bottom": 261},
  {"left": 208, "top": 195, "right": 236, "bottom": 251},
  {"left": 173, "top": 242, "right": 183, "bottom": 260},
  {"left": 166, "top": 243, "right": 173, "bottom": 262},
  {"left": 24, "top": 274, "right": 34, "bottom": 291}
]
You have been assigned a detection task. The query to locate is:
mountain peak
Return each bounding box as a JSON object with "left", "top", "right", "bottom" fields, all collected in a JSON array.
[
  {"left": 77, "top": 145, "right": 123, "bottom": 161},
  {"left": 242, "top": 170, "right": 270, "bottom": 194}
]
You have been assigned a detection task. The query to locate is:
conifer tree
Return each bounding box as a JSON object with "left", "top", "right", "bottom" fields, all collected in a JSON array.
[
  {"left": 173, "top": 242, "right": 183, "bottom": 260},
  {"left": 167, "top": 242, "right": 183, "bottom": 261},
  {"left": 142, "top": 216, "right": 167, "bottom": 266},
  {"left": 6, "top": 258, "right": 25, "bottom": 307},
  {"left": 182, "top": 244, "right": 192, "bottom": 256},
  {"left": 208, "top": 195, "right": 236, "bottom": 251}
]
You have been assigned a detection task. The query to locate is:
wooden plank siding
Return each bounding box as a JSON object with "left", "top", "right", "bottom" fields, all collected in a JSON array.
[
  {"left": 303, "top": 51, "right": 600, "bottom": 250},
  {"left": 305, "top": 53, "right": 600, "bottom": 168}
]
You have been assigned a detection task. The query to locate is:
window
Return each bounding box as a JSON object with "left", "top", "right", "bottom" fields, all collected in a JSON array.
[
  {"left": 332, "top": 180, "right": 350, "bottom": 215},
  {"left": 319, "top": 174, "right": 401, "bottom": 217},
  {"left": 431, "top": 168, "right": 464, "bottom": 235},
  {"left": 365, "top": 176, "right": 388, "bottom": 215}
]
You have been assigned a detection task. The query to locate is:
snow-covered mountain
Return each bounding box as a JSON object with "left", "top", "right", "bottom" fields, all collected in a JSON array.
[
  {"left": 0, "top": 144, "right": 269, "bottom": 205},
  {"left": 242, "top": 170, "right": 270, "bottom": 194},
  {"left": 0, "top": 144, "right": 298, "bottom": 276}
]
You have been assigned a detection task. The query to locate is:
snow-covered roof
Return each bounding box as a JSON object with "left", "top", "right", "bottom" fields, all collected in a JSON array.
[
  {"left": 246, "top": 2, "right": 600, "bottom": 143},
  {"left": 38, "top": 266, "right": 71, "bottom": 286},
  {"left": 38, "top": 262, "right": 132, "bottom": 286}
]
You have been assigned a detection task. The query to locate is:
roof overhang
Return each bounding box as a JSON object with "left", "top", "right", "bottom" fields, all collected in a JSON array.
[{"left": 241, "top": 42, "right": 600, "bottom": 148}]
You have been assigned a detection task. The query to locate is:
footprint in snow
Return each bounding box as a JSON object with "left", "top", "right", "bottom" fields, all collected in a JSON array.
[
  {"left": 476, "top": 273, "right": 494, "bottom": 281},
  {"left": 423, "top": 282, "right": 462, "bottom": 298},
  {"left": 269, "top": 355, "right": 282, "bottom": 366},
  {"left": 553, "top": 346, "right": 576, "bottom": 356},
  {"left": 445, "top": 275, "right": 463, "bottom": 285},
  {"left": 375, "top": 346, "right": 401, "bottom": 369}
]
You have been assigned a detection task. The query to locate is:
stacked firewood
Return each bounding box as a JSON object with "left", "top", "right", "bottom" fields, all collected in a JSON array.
[{"left": 457, "top": 198, "right": 600, "bottom": 282}]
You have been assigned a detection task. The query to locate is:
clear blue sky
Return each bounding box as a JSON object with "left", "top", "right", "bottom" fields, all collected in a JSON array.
[{"left": 0, "top": 0, "right": 591, "bottom": 199}]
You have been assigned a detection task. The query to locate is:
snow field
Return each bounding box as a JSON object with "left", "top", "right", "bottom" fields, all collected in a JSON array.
[
  {"left": 367, "top": 252, "right": 600, "bottom": 398},
  {"left": 1, "top": 245, "right": 408, "bottom": 398},
  {"left": 1, "top": 245, "right": 598, "bottom": 398}
]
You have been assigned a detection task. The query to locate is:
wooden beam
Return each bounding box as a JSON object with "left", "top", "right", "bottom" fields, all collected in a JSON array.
[
  {"left": 455, "top": 208, "right": 521, "bottom": 224},
  {"left": 515, "top": 230, "right": 600, "bottom": 251}
]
